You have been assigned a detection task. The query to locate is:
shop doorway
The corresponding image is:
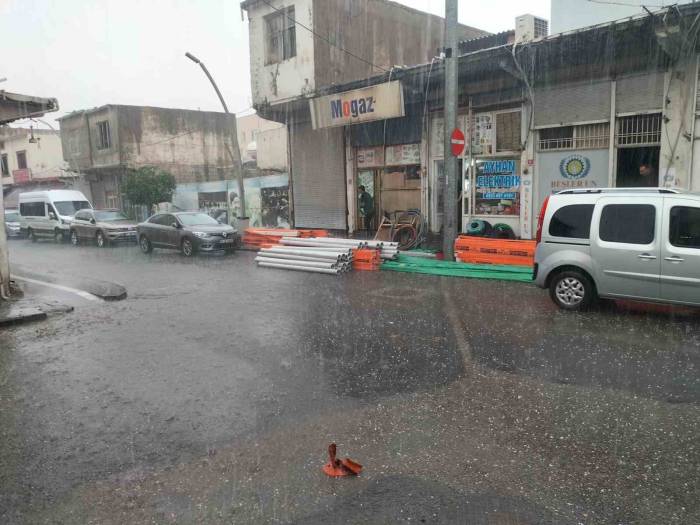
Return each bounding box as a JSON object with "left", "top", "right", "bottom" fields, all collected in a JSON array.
[
  {"left": 616, "top": 146, "right": 660, "bottom": 187},
  {"left": 356, "top": 169, "right": 377, "bottom": 231},
  {"left": 379, "top": 165, "right": 421, "bottom": 221}
]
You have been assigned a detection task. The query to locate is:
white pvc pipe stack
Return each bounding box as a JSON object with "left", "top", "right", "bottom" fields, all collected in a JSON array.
[{"left": 256, "top": 236, "right": 400, "bottom": 274}]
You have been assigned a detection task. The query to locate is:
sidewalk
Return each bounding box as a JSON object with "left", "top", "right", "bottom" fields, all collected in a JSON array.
[{"left": 0, "top": 279, "right": 75, "bottom": 327}]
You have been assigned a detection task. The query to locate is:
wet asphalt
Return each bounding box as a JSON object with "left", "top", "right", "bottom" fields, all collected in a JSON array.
[{"left": 0, "top": 239, "right": 698, "bottom": 524}]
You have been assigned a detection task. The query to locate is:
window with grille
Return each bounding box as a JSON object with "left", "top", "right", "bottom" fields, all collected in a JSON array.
[
  {"left": 616, "top": 113, "right": 661, "bottom": 146},
  {"left": 265, "top": 7, "right": 296, "bottom": 64},
  {"left": 97, "top": 120, "right": 111, "bottom": 150},
  {"left": 496, "top": 111, "right": 521, "bottom": 152},
  {"left": 538, "top": 123, "right": 609, "bottom": 151}
]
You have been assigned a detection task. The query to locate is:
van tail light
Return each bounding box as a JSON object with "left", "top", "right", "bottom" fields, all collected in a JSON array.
[{"left": 535, "top": 196, "right": 550, "bottom": 245}]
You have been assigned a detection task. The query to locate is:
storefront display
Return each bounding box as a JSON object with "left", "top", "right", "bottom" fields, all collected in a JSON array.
[
  {"left": 470, "top": 113, "right": 494, "bottom": 155},
  {"left": 474, "top": 158, "right": 520, "bottom": 215}
]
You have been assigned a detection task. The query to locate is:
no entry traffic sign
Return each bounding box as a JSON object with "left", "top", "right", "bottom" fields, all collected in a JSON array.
[{"left": 450, "top": 128, "right": 465, "bottom": 157}]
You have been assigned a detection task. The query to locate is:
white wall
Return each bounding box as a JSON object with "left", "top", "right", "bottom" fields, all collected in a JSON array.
[
  {"left": 550, "top": 0, "right": 693, "bottom": 34},
  {"left": 256, "top": 126, "right": 288, "bottom": 170},
  {"left": 245, "top": 0, "right": 315, "bottom": 105},
  {"left": 1, "top": 129, "right": 66, "bottom": 185}
]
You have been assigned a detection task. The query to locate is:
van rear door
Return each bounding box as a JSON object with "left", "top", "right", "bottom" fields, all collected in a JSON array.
[
  {"left": 590, "top": 197, "right": 662, "bottom": 300},
  {"left": 660, "top": 198, "right": 700, "bottom": 305}
]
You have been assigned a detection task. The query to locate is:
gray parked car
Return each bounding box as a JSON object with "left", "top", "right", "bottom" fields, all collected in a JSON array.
[
  {"left": 70, "top": 209, "right": 138, "bottom": 247},
  {"left": 534, "top": 188, "right": 700, "bottom": 310},
  {"left": 137, "top": 211, "right": 239, "bottom": 256},
  {"left": 4, "top": 209, "right": 22, "bottom": 238}
]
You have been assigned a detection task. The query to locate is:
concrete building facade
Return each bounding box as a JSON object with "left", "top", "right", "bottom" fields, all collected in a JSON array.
[
  {"left": 58, "top": 105, "right": 242, "bottom": 211},
  {"left": 244, "top": 3, "right": 700, "bottom": 241},
  {"left": 1, "top": 127, "right": 67, "bottom": 187},
  {"left": 241, "top": 0, "right": 488, "bottom": 230}
]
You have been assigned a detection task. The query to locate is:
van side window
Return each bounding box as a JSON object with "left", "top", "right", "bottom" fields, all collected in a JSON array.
[
  {"left": 599, "top": 204, "right": 656, "bottom": 244},
  {"left": 549, "top": 204, "right": 594, "bottom": 239},
  {"left": 20, "top": 202, "right": 45, "bottom": 217},
  {"left": 670, "top": 206, "right": 700, "bottom": 249}
]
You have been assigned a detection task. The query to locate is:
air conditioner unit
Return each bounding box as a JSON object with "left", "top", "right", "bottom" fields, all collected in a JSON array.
[{"left": 515, "top": 14, "right": 549, "bottom": 44}]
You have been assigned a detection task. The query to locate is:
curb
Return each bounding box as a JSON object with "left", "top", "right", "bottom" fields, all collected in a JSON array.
[{"left": 0, "top": 306, "right": 48, "bottom": 327}]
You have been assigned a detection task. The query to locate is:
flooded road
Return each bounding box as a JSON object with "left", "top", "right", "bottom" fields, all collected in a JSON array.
[{"left": 1, "top": 240, "right": 698, "bottom": 524}]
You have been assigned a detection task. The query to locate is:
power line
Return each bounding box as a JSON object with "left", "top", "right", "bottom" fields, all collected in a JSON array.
[
  {"left": 586, "top": 0, "right": 664, "bottom": 7},
  {"left": 258, "top": 0, "right": 389, "bottom": 73}
]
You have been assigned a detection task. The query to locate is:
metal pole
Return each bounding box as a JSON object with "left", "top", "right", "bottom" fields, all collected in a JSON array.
[
  {"left": 0, "top": 184, "right": 10, "bottom": 298},
  {"left": 442, "top": 0, "right": 459, "bottom": 260},
  {"left": 185, "top": 52, "right": 247, "bottom": 219}
]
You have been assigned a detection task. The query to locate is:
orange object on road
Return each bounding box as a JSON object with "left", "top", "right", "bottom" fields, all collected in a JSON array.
[
  {"left": 454, "top": 236, "right": 535, "bottom": 267},
  {"left": 322, "top": 443, "right": 363, "bottom": 477}
]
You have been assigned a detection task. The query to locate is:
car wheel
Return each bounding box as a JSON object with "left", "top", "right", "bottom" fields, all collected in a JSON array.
[
  {"left": 28, "top": 228, "right": 37, "bottom": 242},
  {"left": 549, "top": 270, "right": 596, "bottom": 311},
  {"left": 180, "top": 237, "right": 194, "bottom": 257},
  {"left": 70, "top": 230, "right": 80, "bottom": 246},
  {"left": 54, "top": 229, "right": 65, "bottom": 243},
  {"left": 96, "top": 230, "right": 107, "bottom": 248},
  {"left": 139, "top": 235, "right": 153, "bottom": 254},
  {"left": 181, "top": 238, "right": 195, "bottom": 257}
]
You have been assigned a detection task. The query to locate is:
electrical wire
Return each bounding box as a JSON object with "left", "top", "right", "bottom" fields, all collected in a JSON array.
[
  {"left": 586, "top": 0, "right": 665, "bottom": 7},
  {"left": 257, "top": 0, "right": 389, "bottom": 73}
]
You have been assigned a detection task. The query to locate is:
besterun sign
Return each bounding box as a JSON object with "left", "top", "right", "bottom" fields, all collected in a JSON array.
[{"left": 309, "top": 81, "right": 405, "bottom": 130}]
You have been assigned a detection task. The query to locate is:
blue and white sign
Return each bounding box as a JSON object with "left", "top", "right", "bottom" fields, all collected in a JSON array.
[{"left": 538, "top": 149, "right": 609, "bottom": 209}]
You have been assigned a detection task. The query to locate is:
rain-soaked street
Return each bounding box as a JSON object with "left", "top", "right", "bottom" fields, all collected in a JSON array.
[{"left": 1, "top": 240, "right": 699, "bottom": 524}]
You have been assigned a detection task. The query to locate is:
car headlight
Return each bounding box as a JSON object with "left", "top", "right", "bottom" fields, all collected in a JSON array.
[{"left": 192, "top": 231, "right": 210, "bottom": 238}]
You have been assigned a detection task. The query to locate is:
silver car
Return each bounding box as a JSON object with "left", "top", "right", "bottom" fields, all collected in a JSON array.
[
  {"left": 534, "top": 188, "right": 700, "bottom": 310},
  {"left": 69, "top": 209, "right": 138, "bottom": 247},
  {"left": 4, "top": 209, "right": 22, "bottom": 238}
]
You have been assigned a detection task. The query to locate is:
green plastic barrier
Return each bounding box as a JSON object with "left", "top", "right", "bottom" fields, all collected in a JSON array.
[{"left": 381, "top": 254, "right": 533, "bottom": 283}]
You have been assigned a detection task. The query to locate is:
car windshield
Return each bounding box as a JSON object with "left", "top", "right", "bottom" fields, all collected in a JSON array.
[
  {"left": 5, "top": 212, "right": 19, "bottom": 222},
  {"left": 177, "top": 213, "right": 219, "bottom": 226},
  {"left": 54, "top": 201, "right": 91, "bottom": 216},
  {"left": 94, "top": 211, "right": 128, "bottom": 221}
]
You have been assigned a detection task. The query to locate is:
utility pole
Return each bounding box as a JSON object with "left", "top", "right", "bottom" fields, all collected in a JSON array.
[
  {"left": 0, "top": 180, "right": 10, "bottom": 299},
  {"left": 185, "top": 52, "right": 247, "bottom": 222},
  {"left": 442, "top": 0, "right": 459, "bottom": 259}
]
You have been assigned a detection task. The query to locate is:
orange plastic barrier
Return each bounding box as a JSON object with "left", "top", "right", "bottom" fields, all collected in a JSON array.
[
  {"left": 352, "top": 248, "right": 381, "bottom": 271},
  {"left": 454, "top": 236, "right": 535, "bottom": 267},
  {"left": 242, "top": 228, "right": 329, "bottom": 249}
]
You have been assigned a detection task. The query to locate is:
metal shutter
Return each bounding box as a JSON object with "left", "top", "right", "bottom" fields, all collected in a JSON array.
[
  {"left": 534, "top": 80, "right": 612, "bottom": 127},
  {"left": 615, "top": 72, "right": 665, "bottom": 114},
  {"left": 289, "top": 122, "right": 347, "bottom": 230}
]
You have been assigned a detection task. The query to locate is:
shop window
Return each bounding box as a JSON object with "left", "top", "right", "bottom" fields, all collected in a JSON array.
[
  {"left": 538, "top": 123, "right": 609, "bottom": 151},
  {"left": 670, "top": 206, "right": 700, "bottom": 249},
  {"left": 616, "top": 146, "right": 659, "bottom": 187},
  {"left": 599, "top": 204, "right": 655, "bottom": 244},
  {"left": 616, "top": 114, "right": 661, "bottom": 146},
  {"left": 265, "top": 7, "right": 296, "bottom": 64},
  {"left": 474, "top": 158, "right": 520, "bottom": 216},
  {"left": 549, "top": 204, "right": 594, "bottom": 238},
  {"left": 496, "top": 111, "right": 521, "bottom": 152}
]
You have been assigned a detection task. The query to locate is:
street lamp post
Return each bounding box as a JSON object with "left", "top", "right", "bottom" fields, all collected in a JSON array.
[{"left": 185, "top": 52, "right": 246, "bottom": 222}]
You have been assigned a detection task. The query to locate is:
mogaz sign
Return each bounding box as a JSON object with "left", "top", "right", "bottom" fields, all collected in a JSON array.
[{"left": 310, "top": 81, "right": 405, "bottom": 130}]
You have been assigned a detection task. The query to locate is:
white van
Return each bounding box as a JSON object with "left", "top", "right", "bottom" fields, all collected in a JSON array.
[
  {"left": 19, "top": 190, "right": 92, "bottom": 242},
  {"left": 533, "top": 188, "right": 700, "bottom": 310}
]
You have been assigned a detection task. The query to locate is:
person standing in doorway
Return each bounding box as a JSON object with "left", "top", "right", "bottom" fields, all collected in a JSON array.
[
  {"left": 358, "top": 185, "right": 374, "bottom": 233},
  {"left": 639, "top": 162, "right": 658, "bottom": 187}
]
